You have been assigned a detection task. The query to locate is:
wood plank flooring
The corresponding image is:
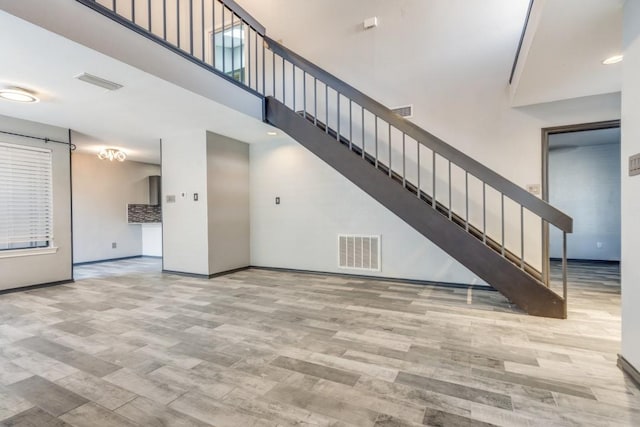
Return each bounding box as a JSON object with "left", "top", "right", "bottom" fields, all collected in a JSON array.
[{"left": 0, "top": 258, "right": 637, "bottom": 426}]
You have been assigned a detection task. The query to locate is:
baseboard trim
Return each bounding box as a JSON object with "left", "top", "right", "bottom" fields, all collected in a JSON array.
[
  {"left": 0, "top": 279, "right": 75, "bottom": 295},
  {"left": 74, "top": 255, "right": 143, "bottom": 266},
  {"left": 249, "top": 266, "right": 496, "bottom": 291},
  {"left": 618, "top": 354, "right": 640, "bottom": 389},
  {"left": 162, "top": 267, "right": 249, "bottom": 279}
]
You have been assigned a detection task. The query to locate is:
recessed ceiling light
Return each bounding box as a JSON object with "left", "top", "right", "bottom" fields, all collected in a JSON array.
[
  {"left": 0, "top": 87, "right": 39, "bottom": 103},
  {"left": 267, "top": 131, "right": 278, "bottom": 136},
  {"left": 602, "top": 55, "right": 623, "bottom": 65}
]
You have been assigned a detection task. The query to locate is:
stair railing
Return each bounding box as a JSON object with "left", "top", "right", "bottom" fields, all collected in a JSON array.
[{"left": 76, "top": 0, "right": 572, "bottom": 309}]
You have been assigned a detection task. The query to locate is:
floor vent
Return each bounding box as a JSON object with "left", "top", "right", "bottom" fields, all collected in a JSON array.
[
  {"left": 339, "top": 235, "right": 380, "bottom": 271},
  {"left": 391, "top": 105, "right": 413, "bottom": 118}
]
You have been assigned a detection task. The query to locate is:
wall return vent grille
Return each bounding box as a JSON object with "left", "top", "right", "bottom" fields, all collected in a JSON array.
[
  {"left": 339, "top": 235, "right": 380, "bottom": 271},
  {"left": 391, "top": 105, "right": 413, "bottom": 118}
]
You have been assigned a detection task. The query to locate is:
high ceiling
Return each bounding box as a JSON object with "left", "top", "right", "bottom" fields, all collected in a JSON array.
[
  {"left": 0, "top": 10, "right": 278, "bottom": 164},
  {"left": 511, "top": 0, "right": 623, "bottom": 107}
]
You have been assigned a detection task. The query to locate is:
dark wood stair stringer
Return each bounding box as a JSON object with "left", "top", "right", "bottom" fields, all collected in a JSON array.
[{"left": 269, "top": 97, "right": 565, "bottom": 318}]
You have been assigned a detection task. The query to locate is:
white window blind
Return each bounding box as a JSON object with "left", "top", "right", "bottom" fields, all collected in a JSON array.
[{"left": 0, "top": 142, "right": 53, "bottom": 251}]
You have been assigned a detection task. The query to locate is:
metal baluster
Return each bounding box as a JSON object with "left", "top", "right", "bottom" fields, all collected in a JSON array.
[
  {"left": 262, "top": 37, "right": 265, "bottom": 95},
  {"left": 112, "top": 0, "right": 116, "bottom": 13},
  {"left": 501, "top": 194, "right": 505, "bottom": 256},
  {"left": 402, "top": 133, "right": 406, "bottom": 187},
  {"left": 221, "top": 6, "right": 225, "bottom": 73},
  {"left": 417, "top": 144, "right": 421, "bottom": 199},
  {"left": 361, "top": 107, "right": 365, "bottom": 158},
  {"left": 388, "top": 124, "right": 392, "bottom": 177},
  {"left": 520, "top": 205, "right": 525, "bottom": 269},
  {"left": 162, "top": 0, "right": 167, "bottom": 40},
  {"left": 131, "top": 0, "right": 135, "bottom": 23},
  {"left": 247, "top": 26, "right": 251, "bottom": 86},
  {"left": 200, "top": 0, "right": 204, "bottom": 60},
  {"left": 337, "top": 94, "right": 341, "bottom": 142},
  {"left": 324, "top": 85, "right": 328, "bottom": 133},
  {"left": 189, "top": 0, "right": 193, "bottom": 55},
  {"left": 349, "top": 100, "right": 353, "bottom": 151},
  {"left": 148, "top": 0, "right": 152, "bottom": 32},
  {"left": 562, "top": 231, "right": 568, "bottom": 317},
  {"left": 231, "top": 14, "right": 235, "bottom": 79},
  {"left": 465, "top": 172, "right": 469, "bottom": 231},
  {"left": 302, "top": 71, "right": 306, "bottom": 118},
  {"left": 482, "top": 183, "right": 486, "bottom": 243},
  {"left": 374, "top": 117, "right": 378, "bottom": 168},
  {"left": 448, "top": 161, "right": 452, "bottom": 219},
  {"left": 211, "top": 0, "right": 216, "bottom": 69},
  {"left": 272, "top": 51, "right": 275, "bottom": 97},
  {"left": 255, "top": 32, "right": 258, "bottom": 90},
  {"left": 314, "top": 78, "right": 317, "bottom": 125},
  {"left": 291, "top": 65, "right": 296, "bottom": 111},
  {"left": 432, "top": 151, "right": 436, "bottom": 209},
  {"left": 177, "top": 0, "right": 180, "bottom": 48},
  {"left": 282, "top": 56, "right": 285, "bottom": 104}
]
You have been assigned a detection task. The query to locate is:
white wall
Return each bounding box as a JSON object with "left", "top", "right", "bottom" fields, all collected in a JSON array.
[
  {"left": 0, "top": 115, "right": 72, "bottom": 291},
  {"left": 621, "top": 0, "right": 640, "bottom": 375},
  {"left": 244, "top": 0, "right": 620, "bottom": 284},
  {"left": 251, "top": 138, "right": 486, "bottom": 284},
  {"left": 549, "top": 142, "right": 621, "bottom": 261},
  {"left": 207, "top": 132, "right": 250, "bottom": 274},
  {"left": 72, "top": 151, "right": 160, "bottom": 263},
  {"left": 161, "top": 130, "right": 210, "bottom": 275}
]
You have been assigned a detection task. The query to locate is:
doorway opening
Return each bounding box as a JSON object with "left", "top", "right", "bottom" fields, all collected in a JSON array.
[{"left": 542, "top": 120, "right": 621, "bottom": 289}]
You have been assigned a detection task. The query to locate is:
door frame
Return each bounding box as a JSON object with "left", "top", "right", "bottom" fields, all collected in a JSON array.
[{"left": 540, "top": 119, "right": 621, "bottom": 282}]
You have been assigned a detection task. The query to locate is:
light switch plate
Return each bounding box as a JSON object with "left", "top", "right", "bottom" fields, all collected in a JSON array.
[{"left": 630, "top": 153, "right": 640, "bottom": 176}]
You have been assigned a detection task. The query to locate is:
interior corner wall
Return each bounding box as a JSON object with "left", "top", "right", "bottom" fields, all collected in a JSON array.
[
  {"left": 206, "top": 132, "right": 250, "bottom": 275},
  {"left": 250, "top": 138, "right": 487, "bottom": 285},
  {"left": 0, "top": 114, "right": 72, "bottom": 291},
  {"left": 71, "top": 151, "right": 160, "bottom": 263},
  {"left": 621, "top": 0, "right": 640, "bottom": 374},
  {"left": 161, "top": 130, "right": 210, "bottom": 276}
]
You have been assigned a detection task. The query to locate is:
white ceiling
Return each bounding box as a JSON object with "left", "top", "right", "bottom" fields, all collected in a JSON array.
[
  {"left": 511, "top": 0, "right": 623, "bottom": 107},
  {"left": 0, "top": 10, "right": 280, "bottom": 164}
]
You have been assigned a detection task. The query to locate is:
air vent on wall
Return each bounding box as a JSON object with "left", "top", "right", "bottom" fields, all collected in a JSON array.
[
  {"left": 339, "top": 235, "right": 380, "bottom": 271},
  {"left": 391, "top": 105, "right": 413, "bottom": 118},
  {"left": 74, "top": 73, "right": 123, "bottom": 91}
]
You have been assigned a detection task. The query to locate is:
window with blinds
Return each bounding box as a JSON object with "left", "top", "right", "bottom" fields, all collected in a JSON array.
[{"left": 0, "top": 142, "right": 53, "bottom": 251}]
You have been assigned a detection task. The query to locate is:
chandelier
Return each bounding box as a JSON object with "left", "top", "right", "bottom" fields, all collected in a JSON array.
[{"left": 98, "top": 148, "right": 127, "bottom": 162}]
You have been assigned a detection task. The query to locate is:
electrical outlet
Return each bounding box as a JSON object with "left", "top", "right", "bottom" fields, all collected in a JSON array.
[{"left": 112, "top": 242, "right": 117, "bottom": 249}]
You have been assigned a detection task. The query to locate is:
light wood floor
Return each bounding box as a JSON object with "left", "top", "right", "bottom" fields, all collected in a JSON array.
[{"left": 0, "top": 259, "right": 637, "bottom": 426}]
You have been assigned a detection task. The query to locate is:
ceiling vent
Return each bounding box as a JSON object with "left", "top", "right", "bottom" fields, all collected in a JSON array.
[
  {"left": 75, "top": 73, "right": 123, "bottom": 91},
  {"left": 339, "top": 235, "right": 380, "bottom": 271},
  {"left": 391, "top": 105, "right": 413, "bottom": 118}
]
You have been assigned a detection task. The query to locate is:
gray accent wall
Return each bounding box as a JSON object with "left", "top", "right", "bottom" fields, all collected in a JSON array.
[
  {"left": 549, "top": 135, "right": 621, "bottom": 261},
  {"left": 0, "top": 115, "right": 72, "bottom": 291},
  {"left": 207, "top": 131, "right": 250, "bottom": 275}
]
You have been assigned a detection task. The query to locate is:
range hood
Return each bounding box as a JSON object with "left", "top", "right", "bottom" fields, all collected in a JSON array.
[{"left": 149, "top": 175, "right": 161, "bottom": 206}]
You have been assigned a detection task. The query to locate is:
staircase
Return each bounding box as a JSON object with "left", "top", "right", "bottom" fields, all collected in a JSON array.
[{"left": 76, "top": 0, "right": 573, "bottom": 318}]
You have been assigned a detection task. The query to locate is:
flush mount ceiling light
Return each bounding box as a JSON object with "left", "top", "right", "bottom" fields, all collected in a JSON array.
[
  {"left": 602, "top": 55, "right": 623, "bottom": 65},
  {"left": 98, "top": 148, "right": 127, "bottom": 162},
  {"left": 0, "top": 87, "right": 40, "bottom": 103}
]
